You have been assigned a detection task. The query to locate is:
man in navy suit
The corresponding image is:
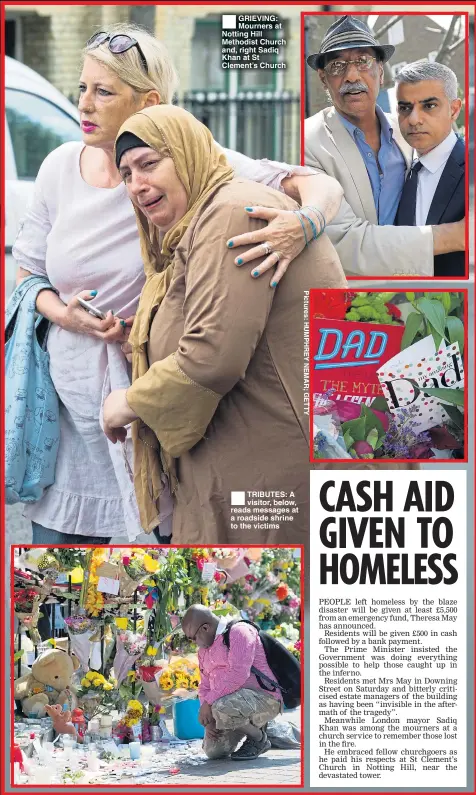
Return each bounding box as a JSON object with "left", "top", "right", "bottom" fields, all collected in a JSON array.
[{"left": 395, "top": 62, "right": 465, "bottom": 277}]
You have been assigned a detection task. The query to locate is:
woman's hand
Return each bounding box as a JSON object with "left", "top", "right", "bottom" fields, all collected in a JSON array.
[
  {"left": 121, "top": 340, "right": 133, "bottom": 362},
  {"left": 103, "top": 388, "right": 138, "bottom": 444},
  {"left": 44, "top": 704, "right": 77, "bottom": 737},
  {"left": 59, "top": 291, "right": 134, "bottom": 342},
  {"left": 226, "top": 207, "right": 307, "bottom": 286}
]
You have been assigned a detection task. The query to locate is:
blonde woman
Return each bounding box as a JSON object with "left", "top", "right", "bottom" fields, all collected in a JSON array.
[{"left": 13, "top": 24, "right": 344, "bottom": 544}]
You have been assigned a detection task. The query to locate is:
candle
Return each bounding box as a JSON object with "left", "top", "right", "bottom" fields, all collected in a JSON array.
[{"left": 129, "top": 742, "right": 141, "bottom": 760}]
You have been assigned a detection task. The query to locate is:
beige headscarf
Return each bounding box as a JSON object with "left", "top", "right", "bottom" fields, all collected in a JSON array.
[{"left": 115, "top": 105, "right": 234, "bottom": 531}]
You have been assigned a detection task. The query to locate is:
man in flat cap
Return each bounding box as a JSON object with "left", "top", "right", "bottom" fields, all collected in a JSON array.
[{"left": 305, "top": 15, "right": 464, "bottom": 277}]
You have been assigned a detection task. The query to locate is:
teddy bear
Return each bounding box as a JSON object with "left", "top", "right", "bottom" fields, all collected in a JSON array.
[{"left": 14, "top": 648, "right": 79, "bottom": 718}]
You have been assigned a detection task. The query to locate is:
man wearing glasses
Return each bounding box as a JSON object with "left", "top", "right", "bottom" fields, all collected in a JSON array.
[
  {"left": 182, "top": 605, "right": 282, "bottom": 761},
  {"left": 304, "top": 15, "right": 464, "bottom": 277}
]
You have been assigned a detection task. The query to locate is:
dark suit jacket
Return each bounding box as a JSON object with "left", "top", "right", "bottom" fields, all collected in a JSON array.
[{"left": 396, "top": 137, "right": 465, "bottom": 277}]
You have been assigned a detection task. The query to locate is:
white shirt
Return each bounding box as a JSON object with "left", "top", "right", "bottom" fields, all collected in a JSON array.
[
  {"left": 415, "top": 130, "right": 457, "bottom": 226},
  {"left": 215, "top": 616, "right": 231, "bottom": 636}
]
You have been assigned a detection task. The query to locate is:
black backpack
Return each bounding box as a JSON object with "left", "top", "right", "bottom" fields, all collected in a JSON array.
[{"left": 221, "top": 619, "right": 301, "bottom": 709}]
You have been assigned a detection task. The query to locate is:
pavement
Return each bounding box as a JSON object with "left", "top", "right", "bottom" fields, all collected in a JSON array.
[{"left": 162, "top": 709, "right": 301, "bottom": 787}]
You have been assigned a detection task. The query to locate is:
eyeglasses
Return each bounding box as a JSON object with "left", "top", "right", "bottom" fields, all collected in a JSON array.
[
  {"left": 187, "top": 622, "right": 208, "bottom": 643},
  {"left": 324, "top": 55, "right": 377, "bottom": 77},
  {"left": 86, "top": 31, "right": 149, "bottom": 75}
]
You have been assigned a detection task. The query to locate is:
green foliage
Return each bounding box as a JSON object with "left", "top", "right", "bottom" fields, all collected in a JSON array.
[{"left": 400, "top": 292, "right": 464, "bottom": 355}]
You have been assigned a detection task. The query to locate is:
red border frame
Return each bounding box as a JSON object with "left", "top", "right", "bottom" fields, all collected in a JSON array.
[
  {"left": 1, "top": 3, "right": 475, "bottom": 795},
  {"left": 9, "top": 544, "right": 305, "bottom": 790},
  {"left": 300, "top": 10, "right": 471, "bottom": 281},
  {"left": 309, "top": 288, "right": 468, "bottom": 464}
]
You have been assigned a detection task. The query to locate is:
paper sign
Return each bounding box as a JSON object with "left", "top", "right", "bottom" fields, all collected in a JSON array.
[
  {"left": 376, "top": 336, "right": 464, "bottom": 432},
  {"left": 101, "top": 740, "right": 119, "bottom": 757},
  {"left": 96, "top": 561, "right": 120, "bottom": 579},
  {"left": 131, "top": 722, "right": 142, "bottom": 738},
  {"left": 311, "top": 317, "right": 404, "bottom": 404},
  {"left": 97, "top": 576, "right": 120, "bottom": 595},
  {"left": 201, "top": 562, "right": 217, "bottom": 582}
]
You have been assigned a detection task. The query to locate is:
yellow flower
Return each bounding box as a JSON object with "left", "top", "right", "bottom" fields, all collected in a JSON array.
[
  {"left": 85, "top": 671, "right": 96, "bottom": 681},
  {"left": 159, "top": 673, "right": 174, "bottom": 691},
  {"left": 93, "top": 678, "right": 103, "bottom": 687},
  {"left": 103, "top": 682, "right": 114, "bottom": 691},
  {"left": 127, "top": 670, "right": 137, "bottom": 681},
  {"left": 146, "top": 645, "right": 158, "bottom": 657},
  {"left": 143, "top": 579, "right": 155, "bottom": 588},
  {"left": 159, "top": 706, "right": 166, "bottom": 714},
  {"left": 142, "top": 554, "right": 159, "bottom": 573},
  {"left": 115, "top": 617, "right": 128, "bottom": 630},
  {"left": 127, "top": 699, "right": 143, "bottom": 713},
  {"left": 81, "top": 680, "right": 91, "bottom": 688},
  {"left": 70, "top": 567, "right": 84, "bottom": 584}
]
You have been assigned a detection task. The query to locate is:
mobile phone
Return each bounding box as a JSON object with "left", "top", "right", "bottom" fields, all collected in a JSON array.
[{"left": 76, "top": 296, "right": 106, "bottom": 320}]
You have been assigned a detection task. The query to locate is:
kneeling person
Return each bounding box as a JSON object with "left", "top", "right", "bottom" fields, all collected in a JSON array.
[{"left": 182, "top": 605, "right": 282, "bottom": 761}]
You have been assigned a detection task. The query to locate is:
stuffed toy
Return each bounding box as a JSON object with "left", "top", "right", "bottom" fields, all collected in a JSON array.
[{"left": 14, "top": 648, "right": 79, "bottom": 718}]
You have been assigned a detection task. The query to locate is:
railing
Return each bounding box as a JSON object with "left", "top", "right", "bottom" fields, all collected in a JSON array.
[{"left": 182, "top": 90, "right": 301, "bottom": 163}]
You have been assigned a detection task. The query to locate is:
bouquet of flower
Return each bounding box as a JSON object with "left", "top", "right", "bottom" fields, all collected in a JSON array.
[
  {"left": 64, "top": 615, "right": 95, "bottom": 671},
  {"left": 36, "top": 551, "right": 63, "bottom": 580},
  {"left": 157, "top": 657, "right": 201, "bottom": 699},
  {"left": 119, "top": 550, "right": 159, "bottom": 597},
  {"left": 76, "top": 670, "right": 116, "bottom": 718},
  {"left": 113, "top": 631, "right": 147, "bottom": 684},
  {"left": 13, "top": 587, "right": 42, "bottom": 615},
  {"left": 137, "top": 651, "right": 169, "bottom": 704},
  {"left": 149, "top": 704, "right": 166, "bottom": 725},
  {"left": 77, "top": 670, "right": 116, "bottom": 695}
]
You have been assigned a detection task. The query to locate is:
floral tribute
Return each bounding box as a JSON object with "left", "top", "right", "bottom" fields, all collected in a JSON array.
[{"left": 311, "top": 291, "right": 465, "bottom": 461}]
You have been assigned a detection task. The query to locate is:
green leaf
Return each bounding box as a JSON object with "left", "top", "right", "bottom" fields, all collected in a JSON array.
[
  {"left": 366, "top": 427, "right": 379, "bottom": 450},
  {"left": 449, "top": 293, "right": 463, "bottom": 314},
  {"left": 422, "top": 387, "right": 465, "bottom": 406},
  {"left": 14, "top": 650, "right": 24, "bottom": 662},
  {"left": 416, "top": 297, "right": 448, "bottom": 340},
  {"left": 445, "top": 316, "right": 464, "bottom": 355},
  {"left": 370, "top": 396, "right": 390, "bottom": 412},
  {"left": 341, "top": 416, "right": 366, "bottom": 442},
  {"left": 401, "top": 312, "right": 423, "bottom": 350},
  {"left": 343, "top": 430, "right": 354, "bottom": 449},
  {"left": 430, "top": 328, "right": 443, "bottom": 352},
  {"left": 361, "top": 403, "right": 385, "bottom": 438},
  {"left": 442, "top": 404, "right": 464, "bottom": 430}
]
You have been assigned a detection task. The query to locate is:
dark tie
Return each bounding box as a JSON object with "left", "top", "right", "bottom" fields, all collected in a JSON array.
[{"left": 395, "top": 160, "right": 423, "bottom": 226}]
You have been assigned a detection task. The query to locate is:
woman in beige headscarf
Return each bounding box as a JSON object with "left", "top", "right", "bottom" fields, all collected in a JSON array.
[{"left": 102, "top": 104, "right": 348, "bottom": 544}]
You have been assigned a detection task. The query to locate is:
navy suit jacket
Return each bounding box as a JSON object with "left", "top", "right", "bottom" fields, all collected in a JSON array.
[{"left": 395, "top": 137, "right": 465, "bottom": 277}]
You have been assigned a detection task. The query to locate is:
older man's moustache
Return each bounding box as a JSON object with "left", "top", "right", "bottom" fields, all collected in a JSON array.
[{"left": 340, "top": 83, "right": 369, "bottom": 95}]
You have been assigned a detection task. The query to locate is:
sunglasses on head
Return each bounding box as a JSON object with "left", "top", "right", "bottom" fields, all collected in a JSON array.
[{"left": 86, "top": 31, "right": 148, "bottom": 75}]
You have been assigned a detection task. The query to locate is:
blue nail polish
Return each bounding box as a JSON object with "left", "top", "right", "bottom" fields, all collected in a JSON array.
[
  {"left": 237, "top": 258, "right": 243, "bottom": 265},
  {"left": 253, "top": 270, "right": 259, "bottom": 278},
  {"left": 227, "top": 241, "right": 234, "bottom": 248},
  {"left": 120, "top": 320, "right": 126, "bottom": 327},
  {"left": 271, "top": 281, "right": 277, "bottom": 288},
  {"left": 90, "top": 290, "right": 98, "bottom": 297},
  {"left": 245, "top": 207, "right": 254, "bottom": 212}
]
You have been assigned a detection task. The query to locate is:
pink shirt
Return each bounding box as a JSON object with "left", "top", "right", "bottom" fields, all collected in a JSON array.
[{"left": 198, "top": 622, "right": 282, "bottom": 705}]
